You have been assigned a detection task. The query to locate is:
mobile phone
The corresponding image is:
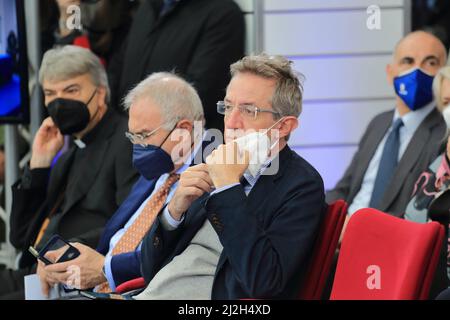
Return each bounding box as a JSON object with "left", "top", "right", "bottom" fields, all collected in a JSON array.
[
  {"left": 37, "top": 234, "right": 81, "bottom": 264},
  {"left": 79, "top": 291, "right": 130, "bottom": 300},
  {"left": 28, "top": 246, "right": 53, "bottom": 265}
]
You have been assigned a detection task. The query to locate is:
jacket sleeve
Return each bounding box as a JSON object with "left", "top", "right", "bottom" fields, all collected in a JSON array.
[
  {"left": 139, "top": 210, "right": 187, "bottom": 283},
  {"left": 109, "top": 250, "right": 143, "bottom": 287},
  {"left": 205, "top": 179, "right": 325, "bottom": 299},
  {"left": 9, "top": 166, "right": 50, "bottom": 249}
]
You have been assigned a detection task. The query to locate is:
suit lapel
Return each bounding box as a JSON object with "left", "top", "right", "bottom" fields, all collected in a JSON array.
[
  {"left": 46, "top": 147, "right": 77, "bottom": 204},
  {"left": 349, "top": 111, "right": 393, "bottom": 199},
  {"left": 97, "top": 177, "right": 157, "bottom": 253},
  {"left": 61, "top": 111, "right": 119, "bottom": 215},
  {"left": 214, "top": 147, "right": 292, "bottom": 274},
  {"left": 380, "top": 108, "right": 440, "bottom": 211}
]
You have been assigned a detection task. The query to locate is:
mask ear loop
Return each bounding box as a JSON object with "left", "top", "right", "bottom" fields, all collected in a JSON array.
[
  {"left": 86, "top": 89, "right": 101, "bottom": 120},
  {"left": 264, "top": 116, "right": 286, "bottom": 154}
]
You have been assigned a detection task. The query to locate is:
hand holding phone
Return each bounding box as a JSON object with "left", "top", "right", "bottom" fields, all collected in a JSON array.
[{"left": 29, "top": 235, "right": 80, "bottom": 265}]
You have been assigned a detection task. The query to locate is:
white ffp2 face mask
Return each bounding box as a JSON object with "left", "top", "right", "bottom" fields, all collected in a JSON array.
[
  {"left": 234, "top": 132, "right": 271, "bottom": 177},
  {"left": 442, "top": 105, "right": 450, "bottom": 129},
  {"left": 232, "top": 118, "right": 284, "bottom": 177}
]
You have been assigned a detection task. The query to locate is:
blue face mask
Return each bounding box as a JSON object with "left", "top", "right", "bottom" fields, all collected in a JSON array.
[
  {"left": 393, "top": 68, "right": 434, "bottom": 111},
  {"left": 132, "top": 128, "right": 175, "bottom": 180}
]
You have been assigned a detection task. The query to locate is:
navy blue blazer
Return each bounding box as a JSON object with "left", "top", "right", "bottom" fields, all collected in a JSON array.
[{"left": 140, "top": 145, "right": 327, "bottom": 299}]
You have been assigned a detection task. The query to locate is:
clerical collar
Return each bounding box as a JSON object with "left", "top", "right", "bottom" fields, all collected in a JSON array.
[
  {"left": 73, "top": 139, "right": 86, "bottom": 149},
  {"left": 71, "top": 108, "right": 113, "bottom": 149}
]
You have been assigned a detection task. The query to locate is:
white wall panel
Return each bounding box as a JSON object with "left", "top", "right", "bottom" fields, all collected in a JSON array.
[
  {"left": 291, "top": 100, "right": 395, "bottom": 146},
  {"left": 293, "top": 146, "right": 358, "bottom": 190},
  {"left": 291, "top": 55, "right": 395, "bottom": 101},
  {"left": 264, "top": 9, "right": 403, "bottom": 55},
  {"left": 244, "top": 14, "right": 254, "bottom": 54}
]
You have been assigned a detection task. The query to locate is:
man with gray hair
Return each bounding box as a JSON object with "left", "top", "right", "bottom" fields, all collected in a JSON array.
[
  {"left": 0, "top": 45, "right": 138, "bottom": 299},
  {"left": 38, "top": 71, "right": 218, "bottom": 295},
  {"left": 136, "top": 54, "right": 326, "bottom": 299}
]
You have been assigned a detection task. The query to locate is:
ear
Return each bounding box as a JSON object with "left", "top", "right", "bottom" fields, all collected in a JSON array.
[
  {"left": 278, "top": 117, "right": 298, "bottom": 140},
  {"left": 96, "top": 86, "right": 107, "bottom": 108},
  {"left": 176, "top": 119, "right": 194, "bottom": 132},
  {"left": 386, "top": 63, "right": 394, "bottom": 85}
]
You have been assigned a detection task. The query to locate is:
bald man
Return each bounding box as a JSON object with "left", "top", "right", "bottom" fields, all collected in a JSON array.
[{"left": 327, "top": 31, "right": 447, "bottom": 218}]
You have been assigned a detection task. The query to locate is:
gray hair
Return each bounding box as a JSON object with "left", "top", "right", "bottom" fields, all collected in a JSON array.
[
  {"left": 123, "top": 72, "right": 204, "bottom": 129},
  {"left": 230, "top": 53, "right": 304, "bottom": 119},
  {"left": 433, "top": 66, "right": 450, "bottom": 112},
  {"left": 39, "top": 45, "right": 110, "bottom": 103}
]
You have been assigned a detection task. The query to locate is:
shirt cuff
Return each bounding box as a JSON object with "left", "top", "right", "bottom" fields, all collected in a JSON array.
[
  {"left": 160, "top": 205, "right": 184, "bottom": 231},
  {"left": 210, "top": 183, "right": 240, "bottom": 196},
  {"left": 103, "top": 255, "right": 116, "bottom": 292}
]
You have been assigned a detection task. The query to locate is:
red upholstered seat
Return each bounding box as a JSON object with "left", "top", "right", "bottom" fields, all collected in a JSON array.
[{"left": 330, "top": 208, "right": 444, "bottom": 300}]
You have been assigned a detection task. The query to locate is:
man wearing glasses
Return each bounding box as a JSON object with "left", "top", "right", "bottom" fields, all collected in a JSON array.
[
  {"left": 36, "top": 71, "right": 216, "bottom": 296},
  {"left": 136, "top": 54, "right": 326, "bottom": 300}
]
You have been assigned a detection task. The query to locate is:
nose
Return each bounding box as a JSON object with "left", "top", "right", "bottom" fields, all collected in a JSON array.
[{"left": 224, "top": 106, "right": 244, "bottom": 130}]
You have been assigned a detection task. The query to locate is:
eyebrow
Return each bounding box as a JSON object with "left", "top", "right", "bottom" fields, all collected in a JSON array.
[
  {"left": 63, "top": 84, "right": 81, "bottom": 92},
  {"left": 43, "top": 84, "right": 81, "bottom": 93},
  {"left": 422, "top": 55, "right": 440, "bottom": 63},
  {"left": 224, "top": 98, "right": 256, "bottom": 106}
]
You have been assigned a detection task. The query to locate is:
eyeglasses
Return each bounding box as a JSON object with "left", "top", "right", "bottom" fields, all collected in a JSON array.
[
  {"left": 217, "top": 101, "right": 280, "bottom": 120},
  {"left": 125, "top": 125, "right": 162, "bottom": 147}
]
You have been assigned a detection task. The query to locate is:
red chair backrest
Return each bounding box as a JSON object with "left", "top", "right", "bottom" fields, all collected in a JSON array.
[
  {"left": 330, "top": 208, "right": 444, "bottom": 300},
  {"left": 115, "top": 277, "right": 146, "bottom": 294},
  {"left": 298, "top": 199, "right": 348, "bottom": 299}
]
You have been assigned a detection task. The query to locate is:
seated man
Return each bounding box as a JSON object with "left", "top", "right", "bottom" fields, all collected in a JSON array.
[
  {"left": 38, "top": 72, "right": 216, "bottom": 295},
  {"left": 327, "top": 31, "right": 447, "bottom": 218},
  {"left": 0, "top": 45, "right": 138, "bottom": 299},
  {"left": 136, "top": 54, "right": 327, "bottom": 300}
]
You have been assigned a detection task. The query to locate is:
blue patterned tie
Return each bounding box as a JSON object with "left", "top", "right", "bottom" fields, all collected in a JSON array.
[{"left": 369, "top": 118, "right": 404, "bottom": 209}]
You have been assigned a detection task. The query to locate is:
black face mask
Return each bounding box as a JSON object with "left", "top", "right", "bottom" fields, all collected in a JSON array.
[{"left": 47, "top": 90, "right": 97, "bottom": 135}]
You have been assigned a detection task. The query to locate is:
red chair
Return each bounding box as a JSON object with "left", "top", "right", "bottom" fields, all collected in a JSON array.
[
  {"left": 330, "top": 208, "right": 444, "bottom": 300},
  {"left": 298, "top": 200, "right": 347, "bottom": 299},
  {"left": 116, "top": 277, "right": 146, "bottom": 294}
]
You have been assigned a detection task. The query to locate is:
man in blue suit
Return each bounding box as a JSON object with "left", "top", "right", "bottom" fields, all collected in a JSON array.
[
  {"left": 37, "top": 71, "right": 218, "bottom": 295},
  {"left": 136, "top": 54, "right": 327, "bottom": 300}
]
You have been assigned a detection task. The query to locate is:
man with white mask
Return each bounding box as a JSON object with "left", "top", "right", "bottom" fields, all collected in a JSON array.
[
  {"left": 327, "top": 31, "right": 447, "bottom": 222},
  {"left": 136, "top": 54, "right": 327, "bottom": 300}
]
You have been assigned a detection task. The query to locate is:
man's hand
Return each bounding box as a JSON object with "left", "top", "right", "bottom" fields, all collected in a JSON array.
[
  {"left": 30, "top": 117, "right": 64, "bottom": 169},
  {"left": 37, "top": 260, "right": 57, "bottom": 297},
  {"left": 44, "top": 243, "right": 106, "bottom": 290},
  {"left": 167, "top": 164, "right": 214, "bottom": 221},
  {"left": 206, "top": 142, "right": 249, "bottom": 188}
]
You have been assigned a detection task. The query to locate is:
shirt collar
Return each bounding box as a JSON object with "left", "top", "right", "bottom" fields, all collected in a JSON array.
[
  {"left": 393, "top": 101, "right": 435, "bottom": 134},
  {"left": 242, "top": 156, "right": 275, "bottom": 188}
]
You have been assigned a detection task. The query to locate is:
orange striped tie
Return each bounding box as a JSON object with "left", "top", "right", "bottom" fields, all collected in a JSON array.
[{"left": 97, "top": 173, "right": 180, "bottom": 293}]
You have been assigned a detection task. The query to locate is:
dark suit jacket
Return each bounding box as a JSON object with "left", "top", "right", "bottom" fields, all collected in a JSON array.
[
  {"left": 107, "top": 0, "right": 245, "bottom": 131},
  {"left": 140, "top": 146, "right": 327, "bottom": 299},
  {"left": 10, "top": 109, "right": 138, "bottom": 268},
  {"left": 95, "top": 136, "right": 219, "bottom": 286},
  {"left": 327, "top": 108, "right": 446, "bottom": 216}
]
